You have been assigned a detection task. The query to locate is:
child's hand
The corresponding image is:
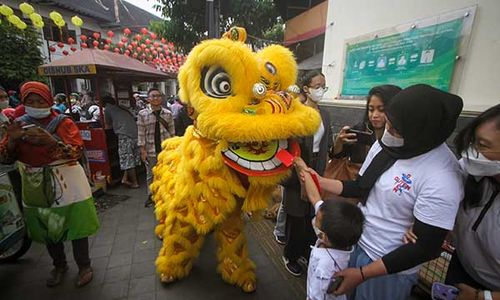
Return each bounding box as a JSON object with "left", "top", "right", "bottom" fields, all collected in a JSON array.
[{"left": 402, "top": 227, "right": 417, "bottom": 244}]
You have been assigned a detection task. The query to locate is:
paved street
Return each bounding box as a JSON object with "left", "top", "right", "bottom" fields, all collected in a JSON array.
[{"left": 0, "top": 181, "right": 303, "bottom": 300}]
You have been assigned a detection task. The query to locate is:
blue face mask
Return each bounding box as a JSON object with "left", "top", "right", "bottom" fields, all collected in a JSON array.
[{"left": 25, "top": 106, "right": 51, "bottom": 119}]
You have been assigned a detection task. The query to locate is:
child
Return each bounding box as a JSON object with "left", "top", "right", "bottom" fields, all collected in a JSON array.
[{"left": 294, "top": 157, "right": 364, "bottom": 300}]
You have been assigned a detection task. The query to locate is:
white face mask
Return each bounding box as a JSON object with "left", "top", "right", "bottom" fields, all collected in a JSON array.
[
  {"left": 25, "top": 106, "right": 51, "bottom": 119},
  {"left": 308, "top": 88, "right": 325, "bottom": 103},
  {"left": 462, "top": 147, "right": 500, "bottom": 177},
  {"left": 0, "top": 100, "right": 9, "bottom": 109},
  {"left": 381, "top": 129, "right": 405, "bottom": 147}
]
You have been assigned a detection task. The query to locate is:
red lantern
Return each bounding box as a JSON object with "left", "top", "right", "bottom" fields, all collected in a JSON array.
[
  {"left": 67, "top": 37, "right": 75, "bottom": 45},
  {"left": 161, "top": 38, "right": 166, "bottom": 44},
  {"left": 163, "top": 45, "right": 169, "bottom": 51},
  {"left": 135, "top": 34, "right": 142, "bottom": 41},
  {"left": 133, "top": 53, "right": 138, "bottom": 58},
  {"left": 150, "top": 32, "right": 157, "bottom": 40},
  {"left": 121, "top": 37, "right": 128, "bottom": 43},
  {"left": 81, "top": 42, "right": 88, "bottom": 48},
  {"left": 147, "top": 55, "right": 153, "bottom": 61},
  {"left": 123, "top": 28, "right": 131, "bottom": 36},
  {"left": 145, "top": 39, "right": 151, "bottom": 45},
  {"left": 107, "top": 30, "right": 114, "bottom": 38},
  {"left": 104, "top": 44, "right": 110, "bottom": 50},
  {"left": 70, "top": 46, "right": 77, "bottom": 52},
  {"left": 127, "top": 45, "right": 133, "bottom": 50},
  {"left": 117, "top": 42, "right": 124, "bottom": 48},
  {"left": 93, "top": 32, "right": 101, "bottom": 40},
  {"left": 80, "top": 34, "right": 88, "bottom": 42},
  {"left": 62, "top": 50, "right": 69, "bottom": 56},
  {"left": 136, "top": 46, "right": 142, "bottom": 52},
  {"left": 159, "top": 53, "right": 164, "bottom": 59},
  {"left": 104, "top": 38, "right": 111, "bottom": 44},
  {"left": 49, "top": 46, "right": 56, "bottom": 52},
  {"left": 141, "top": 43, "right": 146, "bottom": 49},
  {"left": 145, "top": 48, "right": 150, "bottom": 53},
  {"left": 114, "top": 48, "right": 120, "bottom": 53},
  {"left": 153, "top": 41, "right": 159, "bottom": 48},
  {"left": 140, "top": 27, "right": 148, "bottom": 35},
  {"left": 125, "top": 50, "right": 130, "bottom": 55},
  {"left": 93, "top": 40, "right": 99, "bottom": 47},
  {"left": 153, "top": 50, "right": 158, "bottom": 56}
]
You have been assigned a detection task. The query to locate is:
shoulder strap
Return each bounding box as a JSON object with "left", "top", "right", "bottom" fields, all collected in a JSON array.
[
  {"left": 153, "top": 112, "right": 170, "bottom": 131},
  {"left": 46, "top": 114, "right": 69, "bottom": 134}
]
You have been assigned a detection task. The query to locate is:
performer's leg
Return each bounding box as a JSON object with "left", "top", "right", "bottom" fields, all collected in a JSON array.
[
  {"left": 156, "top": 214, "right": 205, "bottom": 283},
  {"left": 215, "top": 208, "right": 256, "bottom": 293}
]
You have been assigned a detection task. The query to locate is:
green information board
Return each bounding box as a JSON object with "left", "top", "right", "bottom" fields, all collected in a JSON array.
[{"left": 341, "top": 18, "right": 464, "bottom": 96}]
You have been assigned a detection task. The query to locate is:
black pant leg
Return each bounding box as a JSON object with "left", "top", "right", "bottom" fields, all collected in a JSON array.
[
  {"left": 284, "top": 214, "right": 306, "bottom": 262},
  {"left": 72, "top": 238, "right": 91, "bottom": 270},
  {"left": 46, "top": 242, "right": 67, "bottom": 269},
  {"left": 303, "top": 215, "right": 316, "bottom": 260}
]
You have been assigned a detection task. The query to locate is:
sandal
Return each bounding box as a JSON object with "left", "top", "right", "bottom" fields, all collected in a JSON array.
[{"left": 76, "top": 267, "right": 93, "bottom": 287}]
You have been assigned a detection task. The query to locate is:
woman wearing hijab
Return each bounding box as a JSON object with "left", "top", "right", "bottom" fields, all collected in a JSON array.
[
  {"left": 0, "top": 81, "right": 99, "bottom": 288},
  {"left": 299, "top": 84, "right": 464, "bottom": 299},
  {"left": 332, "top": 85, "right": 401, "bottom": 164}
]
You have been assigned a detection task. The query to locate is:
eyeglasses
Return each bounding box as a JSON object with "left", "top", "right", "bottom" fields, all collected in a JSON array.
[{"left": 149, "top": 94, "right": 162, "bottom": 99}]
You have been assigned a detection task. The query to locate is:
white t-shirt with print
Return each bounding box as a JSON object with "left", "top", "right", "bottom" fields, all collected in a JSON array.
[{"left": 357, "top": 141, "right": 464, "bottom": 274}]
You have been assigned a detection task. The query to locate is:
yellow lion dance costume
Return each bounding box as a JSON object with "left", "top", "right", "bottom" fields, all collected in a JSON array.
[{"left": 151, "top": 28, "right": 320, "bottom": 292}]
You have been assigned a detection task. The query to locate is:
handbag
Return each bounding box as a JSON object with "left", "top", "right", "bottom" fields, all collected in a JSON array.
[{"left": 321, "top": 157, "right": 361, "bottom": 202}]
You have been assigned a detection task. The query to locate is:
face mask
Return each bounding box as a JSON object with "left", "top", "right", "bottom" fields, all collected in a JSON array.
[
  {"left": 25, "top": 106, "right": 51, "bottom": 119},
  {"left": 381, "top": 129, "right": 404, "bottom": 147},
  {"left": 312, "top": 217, "right": 328, "bottom": 244},
  {"left": 308, "top": 88, "right": 325, "bottom": 103},
  {"left": 462, "top": 147, "right": 500, "bottom": 177},
  {"left": 0, "top": 100, "right": 8, "bottom": 109}
]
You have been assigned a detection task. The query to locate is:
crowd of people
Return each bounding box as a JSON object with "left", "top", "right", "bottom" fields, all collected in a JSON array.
[{"left": 0, "top": 73, "right": 498, "bottom": 300}]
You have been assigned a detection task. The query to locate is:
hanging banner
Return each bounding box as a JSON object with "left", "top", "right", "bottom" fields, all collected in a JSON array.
[{"left": 341, "top": 17, "right": 464, "bottom": 96}]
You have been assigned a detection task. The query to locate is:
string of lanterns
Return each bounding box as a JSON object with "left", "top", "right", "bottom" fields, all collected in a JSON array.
[{"left": 0, "top": 3, "right": 185, "bottom": 73}]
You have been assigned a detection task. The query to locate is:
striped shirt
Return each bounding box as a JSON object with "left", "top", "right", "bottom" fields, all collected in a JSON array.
[{"left": 137, "top": 106, "right": 175, "bottom": 156}]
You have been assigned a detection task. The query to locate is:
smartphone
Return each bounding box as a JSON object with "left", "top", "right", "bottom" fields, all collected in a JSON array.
[
  {"left": 346, "top": 128, "right": 373, "bottom": 145},
  {"left": 327, "top": 276, "right": 344, "bottom": 294},
  {"left": 22, "top": 124, "right": 37, "bottom": 130},
  {"left": 431, "top": 282, "right": 459, "bottom": 300}
]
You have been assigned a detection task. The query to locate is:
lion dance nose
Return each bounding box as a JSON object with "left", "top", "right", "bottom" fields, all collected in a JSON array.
[{"left": 246, "top": 83, "right": 296, "bottom": 115}]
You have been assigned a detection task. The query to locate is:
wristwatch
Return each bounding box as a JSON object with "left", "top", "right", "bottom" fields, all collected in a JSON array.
[{"left": 484, "top": 290, "right": 493, "bottom": 300}]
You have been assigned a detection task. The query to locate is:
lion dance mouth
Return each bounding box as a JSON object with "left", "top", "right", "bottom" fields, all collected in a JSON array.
[{"left": 222, "top": 139, "right": 300, "bottom": 176}]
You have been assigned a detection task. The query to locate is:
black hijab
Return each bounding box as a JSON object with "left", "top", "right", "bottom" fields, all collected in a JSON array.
[{"left": 358, "top": 84, "right": 463, "bottom": 192}]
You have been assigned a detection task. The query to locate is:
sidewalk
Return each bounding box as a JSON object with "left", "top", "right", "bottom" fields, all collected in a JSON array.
[{"left": 0, "top": 183, "right": 302, "bottom": 300}]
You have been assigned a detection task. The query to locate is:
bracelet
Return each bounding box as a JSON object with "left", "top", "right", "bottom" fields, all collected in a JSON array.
[{"left": 359, "top": 266, "right": 366, "bottom": 281}]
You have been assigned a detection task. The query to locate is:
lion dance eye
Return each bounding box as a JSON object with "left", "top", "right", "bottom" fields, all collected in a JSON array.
[
  {"left": 265, "top": 62, "right": 276, "bottom": 75},
  {"left": 201, "top": 66, "right": 232, "bottom": 98}
]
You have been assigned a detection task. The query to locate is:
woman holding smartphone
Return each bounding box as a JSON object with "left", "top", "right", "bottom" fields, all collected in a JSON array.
[
  {"left": 0, "top": 81, "right": 99, "bottom": 288},
  {"left": 331, "top": 85, "right": 401, "bottom": 164}
]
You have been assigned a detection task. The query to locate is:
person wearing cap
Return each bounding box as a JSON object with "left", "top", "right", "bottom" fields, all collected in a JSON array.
[
  {"left": 0, "top": 81, "right": 100, "bottom": 288},
  {"left": 299, "top": 84, "right": 464, "bottom": 299}
]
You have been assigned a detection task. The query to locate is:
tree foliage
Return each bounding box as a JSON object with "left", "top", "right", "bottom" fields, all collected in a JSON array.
[
  {"left": 152, "top": 0, "right": 282, "bottom": 51},
  {"left": 0, "top": 21, "right": 44, "bottom": 89}
]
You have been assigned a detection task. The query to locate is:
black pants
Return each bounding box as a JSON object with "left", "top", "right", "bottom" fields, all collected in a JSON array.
[
  {"left": 284, "top": 214, "right": 316, "bottom": 262},
  {"left": 46, "top": 238, "right": 90, "bottom": 270}
]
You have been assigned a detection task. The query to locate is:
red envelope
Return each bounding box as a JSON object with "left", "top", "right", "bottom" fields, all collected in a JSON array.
[{"left": 276, "top": 149, "right": 295, "bottom": 167}]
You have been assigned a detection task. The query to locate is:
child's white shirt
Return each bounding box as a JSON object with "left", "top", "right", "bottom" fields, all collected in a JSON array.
[{"left": 307, "top": 200, "right": 352, "bottom": 300}]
